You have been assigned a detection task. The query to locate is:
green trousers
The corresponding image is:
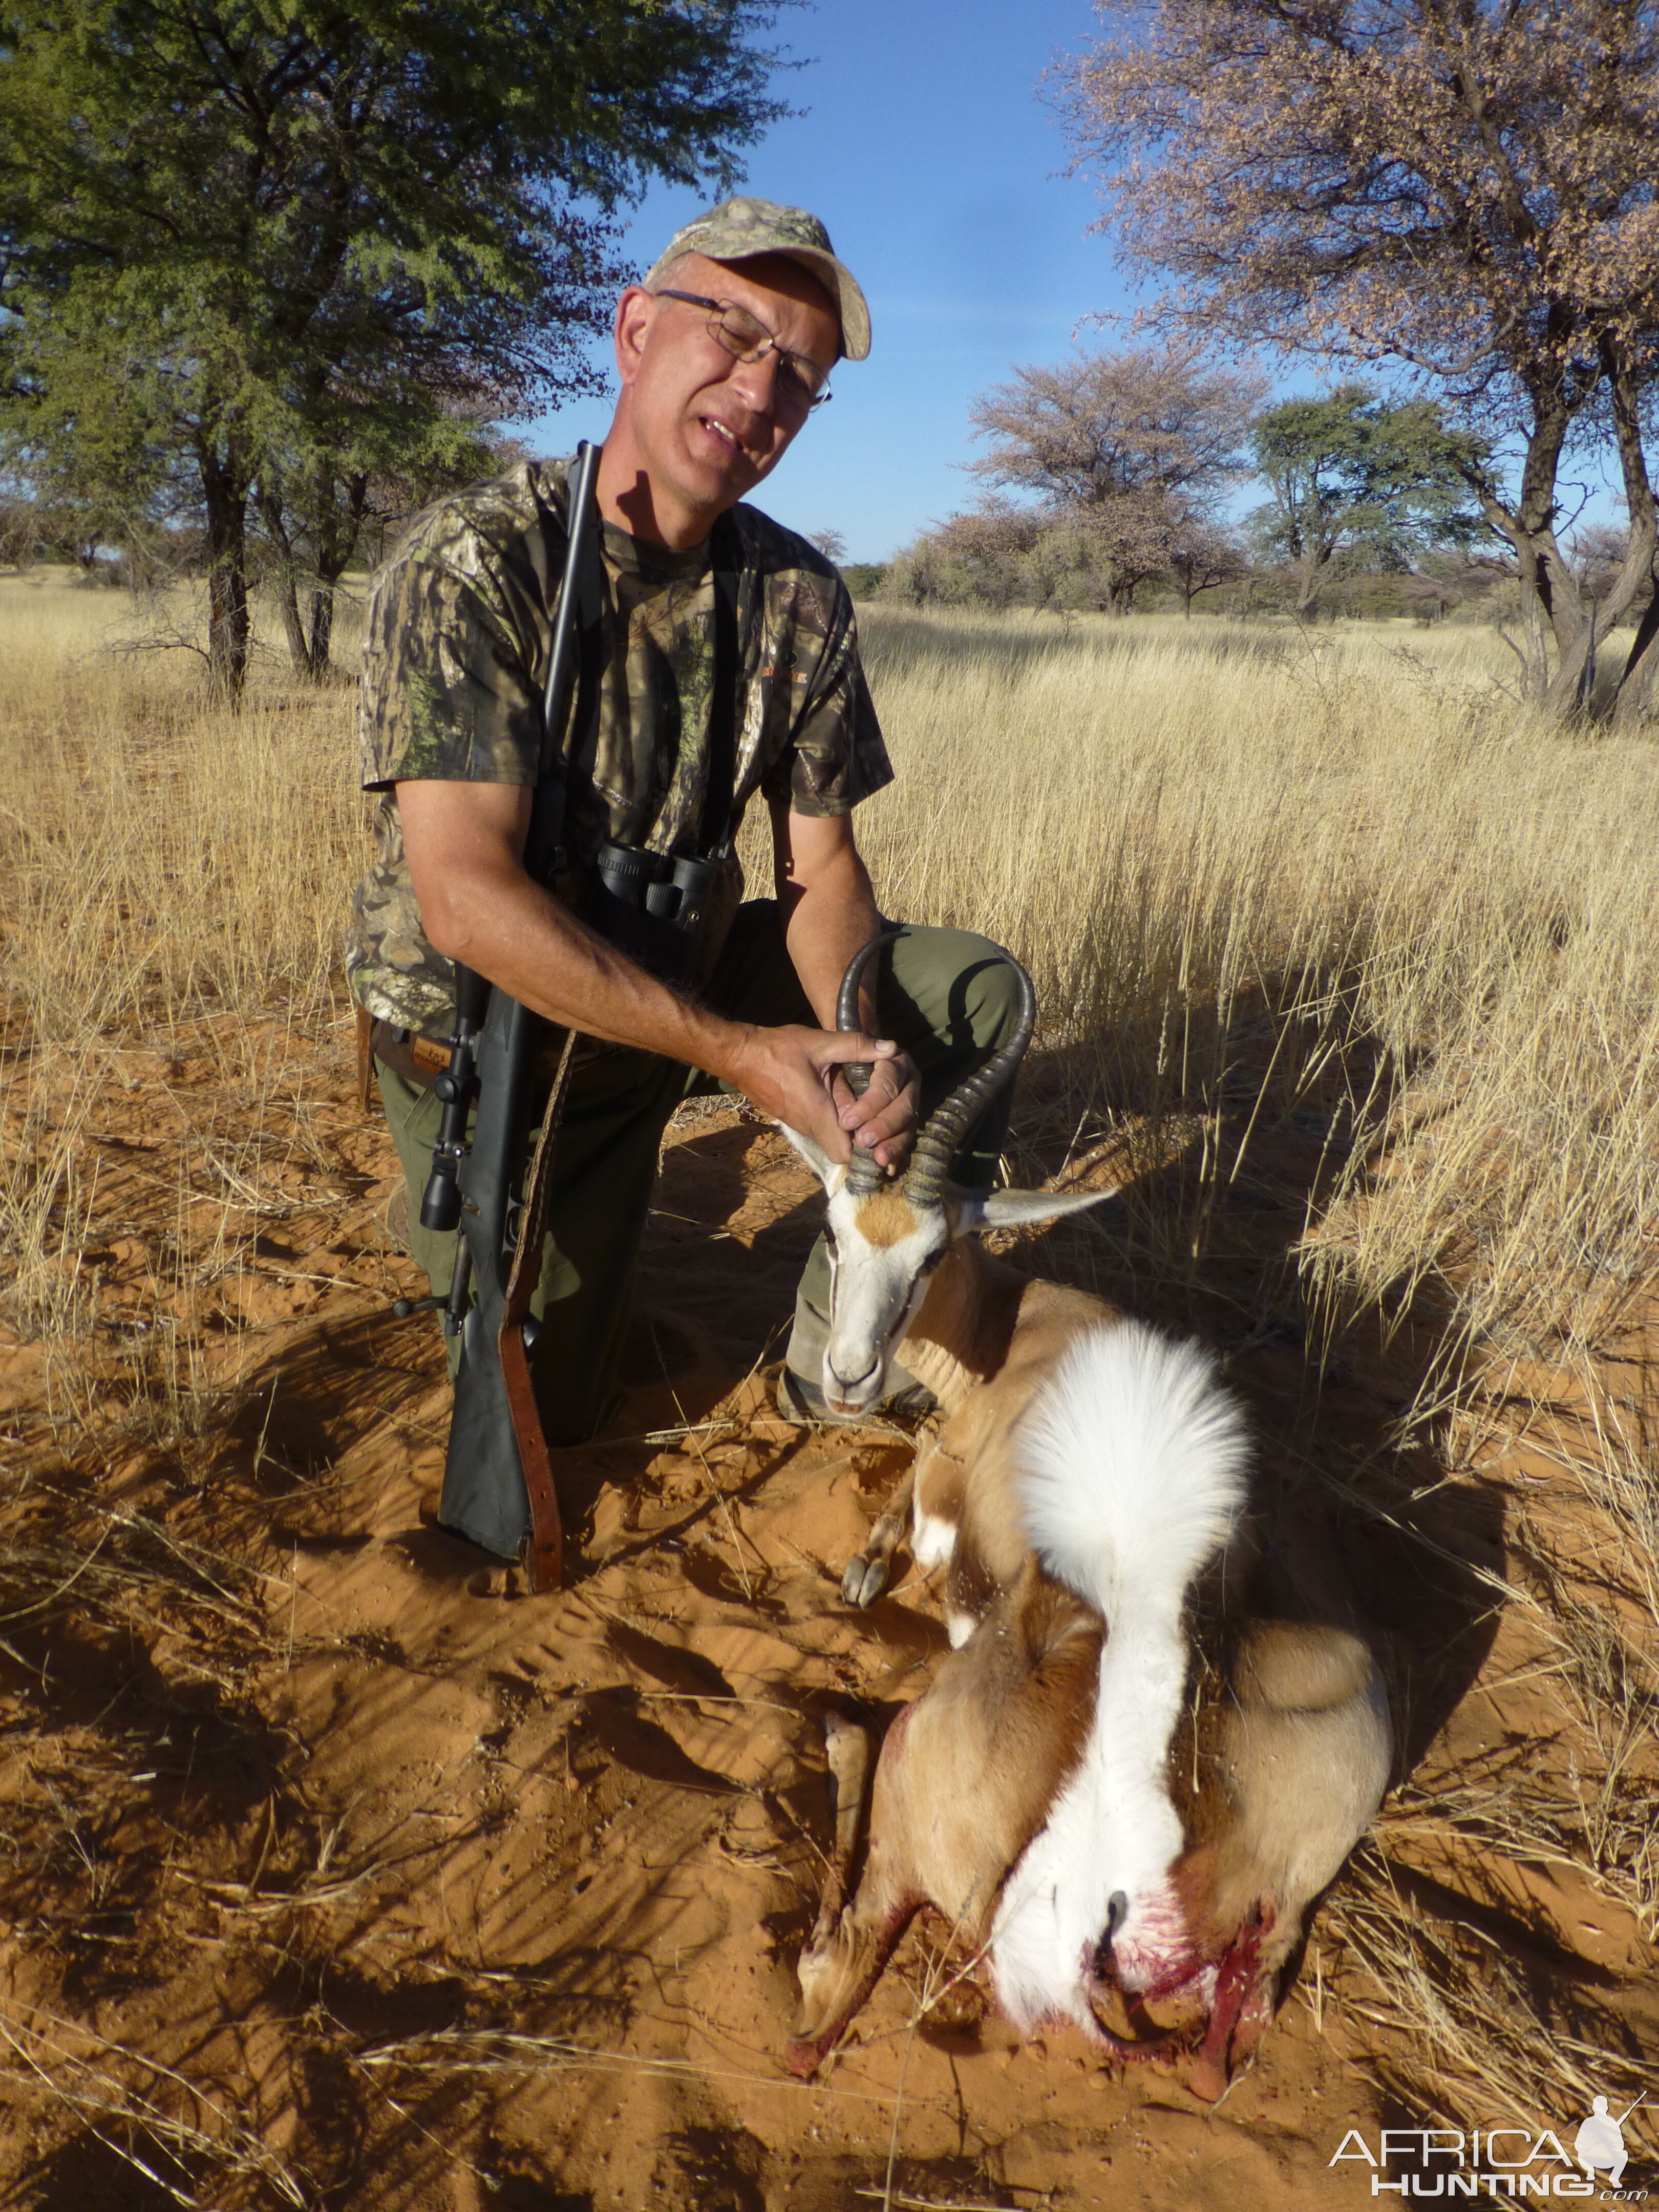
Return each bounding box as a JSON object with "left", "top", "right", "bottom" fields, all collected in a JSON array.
[{"left": 377, "top": 902, "right": 1022, "bottom": 1445}]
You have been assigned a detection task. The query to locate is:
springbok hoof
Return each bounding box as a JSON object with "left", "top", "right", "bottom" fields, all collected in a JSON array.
[
  {"left": 1187, "top": 2051, "right": 1230, "bottom": 2103},
  {"left": 841, "top": 1552, "right": 889, "bottom": 1608}
]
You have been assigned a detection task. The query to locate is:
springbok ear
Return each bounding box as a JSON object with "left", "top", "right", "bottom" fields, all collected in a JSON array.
[
  {"left": 959, "top": 1183, "right": 1119, "bottom": 1234},
  {"left": 776, "top": 1121, "right": 838, "bottom": 1189}
]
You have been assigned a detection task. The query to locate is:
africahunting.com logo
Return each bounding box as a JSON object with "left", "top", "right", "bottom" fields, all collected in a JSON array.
[{"left": 1331, "top": 2095, "right": 1649, "bottom": 2199}]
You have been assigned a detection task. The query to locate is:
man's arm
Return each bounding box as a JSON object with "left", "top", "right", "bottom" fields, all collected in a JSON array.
[
  {"left": 772, "top": 799, "right": 919, "bottom": 1170},
  {"left": 397, "top": 778, "right": 899, "bottom": 1163}
]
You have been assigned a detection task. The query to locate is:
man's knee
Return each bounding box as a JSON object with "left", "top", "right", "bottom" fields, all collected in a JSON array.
[
  {"left": 901, "top": 926, "right": 1023, "bottom": 1057},
  {"left": 958, "top": 937, "right": 1024, "bottom": 1051}
]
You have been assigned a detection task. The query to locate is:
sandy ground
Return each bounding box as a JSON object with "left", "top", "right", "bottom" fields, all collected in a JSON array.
[{"left": 2, "top": 1014, "right": 1654, "bottom": 2210}]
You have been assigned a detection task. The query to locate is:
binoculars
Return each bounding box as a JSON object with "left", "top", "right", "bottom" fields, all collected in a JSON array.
[{"left": 589, "top": 839, "right": 725, "bottom": 984}]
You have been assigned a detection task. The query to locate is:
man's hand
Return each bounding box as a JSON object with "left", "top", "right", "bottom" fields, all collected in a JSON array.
[
  {"left": 771, "top": 804, "right": 919, "bottom": 1169},
  {"left": 728, "top": 1024, "right": 914, "bottom": 1168},
  {"left": 831, "top": 1047, "right": 920, "bottom": 1173}
]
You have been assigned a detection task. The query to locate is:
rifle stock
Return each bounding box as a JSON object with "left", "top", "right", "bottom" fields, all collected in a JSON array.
[{"left": 437, "top": 992, "right": 569, "bottom": 1582}]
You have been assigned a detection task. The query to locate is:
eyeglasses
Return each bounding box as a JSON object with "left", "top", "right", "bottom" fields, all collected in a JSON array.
[{"left": 652, "top": 289, "right": 834, "bottom": 415}]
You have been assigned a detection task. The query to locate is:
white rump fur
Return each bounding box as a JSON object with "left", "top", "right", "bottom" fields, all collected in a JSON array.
[{"left": 990, "top": 1322, "right": 1251, "bottom": 2032}]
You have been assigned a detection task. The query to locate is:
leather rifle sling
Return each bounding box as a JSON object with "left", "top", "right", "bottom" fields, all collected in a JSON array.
[{"left": 498, "top": 1025, "right": 580, "bottom": 1591}]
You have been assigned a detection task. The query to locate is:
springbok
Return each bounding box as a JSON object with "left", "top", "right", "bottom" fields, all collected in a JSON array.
[
  {"left": 784, "top": 1310, "right": 1393, "bottom": 2098},
  {"left": 779, "top": 936, "right": 1115, "bottom": 1437}
]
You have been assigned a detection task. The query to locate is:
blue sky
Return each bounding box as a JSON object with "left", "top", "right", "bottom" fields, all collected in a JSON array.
[{"left": 522, "top": 0, "right": 1136, "bottom": 562}]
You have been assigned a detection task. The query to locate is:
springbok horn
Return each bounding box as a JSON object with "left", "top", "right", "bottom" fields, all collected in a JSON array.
[
  {"left": 903, "top": 953, "right": 1035, "bottom": 1207},
  {"left": 836, "top": 930, "right": 906, "bottom": 1194}
]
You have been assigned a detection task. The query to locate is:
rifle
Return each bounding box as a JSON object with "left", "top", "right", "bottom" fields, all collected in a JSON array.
[{"left": 397, "top": 437, "right": 603, "bottom": 1589}]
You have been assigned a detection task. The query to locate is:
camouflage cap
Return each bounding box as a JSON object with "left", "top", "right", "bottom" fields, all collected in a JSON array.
[{"left": 644, "top": 196, "right": 871, "bottom": 361}]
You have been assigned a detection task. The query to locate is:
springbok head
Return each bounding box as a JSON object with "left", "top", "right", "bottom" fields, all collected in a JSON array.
[{"left": 780, "top": 935, "right": 1115, "bottom": 1415}]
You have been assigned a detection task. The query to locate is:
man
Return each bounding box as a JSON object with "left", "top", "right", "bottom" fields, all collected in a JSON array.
[{"left": 346, "top": 195, "right": 1020, "bottom": 1512}]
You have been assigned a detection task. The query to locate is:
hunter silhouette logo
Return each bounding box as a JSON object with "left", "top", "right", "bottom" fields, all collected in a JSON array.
[{"left": 1576, "top": 2096, "right": 1645, "bottom": 2192}]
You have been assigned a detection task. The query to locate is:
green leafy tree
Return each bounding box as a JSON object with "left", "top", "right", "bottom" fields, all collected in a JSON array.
[
  {"left": 254, "top": 419, "right": 533, "bottom": 680},
  {"left": 0, "top": 0, "right": 783, "bottom": 691},
  {"left": 1249, "top": 388, "right": 1487, "bottom": 615}
]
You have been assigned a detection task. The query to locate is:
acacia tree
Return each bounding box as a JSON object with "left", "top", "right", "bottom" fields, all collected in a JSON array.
[
  {"left": 1060, "top": 0, "right": 1659, "bottom": 716},
  {"left": 891, "top": 494, "right": 1209, "bottom": 615},
  {"left": 968, "top": 346, "right": 1262, "bottom": 506},
  {"left": 1050, "top": 491, "right": 1191, "bottom": 611},
  {"left": 1165, "top": 521, "right": 1246, "bottom": 618},
  {"left": 877, "top": 502, "right": 1038, "bottom": 609},
  {"left": 0, "top": 0, "right": 782, "bottom": 694},
  {"left": 1251, "top": 385, "right": 1486, "bottom": 613},
  {"left": 964, "top": 345, "right": 1262, "bottom": 611}
]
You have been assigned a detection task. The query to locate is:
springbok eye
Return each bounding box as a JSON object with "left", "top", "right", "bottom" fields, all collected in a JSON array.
[{"left": 823, "top": 1229, "right": 838, "bottom": 1258}]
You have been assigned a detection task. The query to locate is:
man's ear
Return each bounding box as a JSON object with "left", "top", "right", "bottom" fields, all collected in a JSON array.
[
  {"left": 613, "top": 284, "right": 655, "bottom": 385},
  {"left": 957, "top": 1183, "right": 1119, "bottom": 1234},
  {"left": 776, "top": 1121, "right": 838, "bottom": 1190}
]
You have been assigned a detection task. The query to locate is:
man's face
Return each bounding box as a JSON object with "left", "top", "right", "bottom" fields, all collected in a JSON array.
[{"left": 608, "top": 250, "right": 840, "bottom": 541}]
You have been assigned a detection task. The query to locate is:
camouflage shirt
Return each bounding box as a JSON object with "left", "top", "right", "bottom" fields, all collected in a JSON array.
[{"left": 346, "top": 456, "right": 893, "bottom": 1033}]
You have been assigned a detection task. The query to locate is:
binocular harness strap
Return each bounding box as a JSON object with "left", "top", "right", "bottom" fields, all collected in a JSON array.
[{"left": 701, "top": 514, "right": 742, "bottom": 862}]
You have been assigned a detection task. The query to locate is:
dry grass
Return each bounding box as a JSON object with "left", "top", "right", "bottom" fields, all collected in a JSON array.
[
  {"left": 837, "top": 607, "right": 1659, "bottom": 1368},
  {"left": 3, "top": 577, "right": 1656, "bottom": 2187},
  {"left": 0, "top": 577, "right": 358, "bottom": 1048},
  {"left": 1, "top": 575, "right": 363, "bottom": 1407}
]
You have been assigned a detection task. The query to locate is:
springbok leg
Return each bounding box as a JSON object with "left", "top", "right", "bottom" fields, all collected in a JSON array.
[
  {"left": 788, "top": 1891, "right": 923, "bottom": 2078},
  {"left": 790, "top": 1707, "right": 928, "bottom": 2077},
  {"left": 842, "top": 1464, "right": 916, "bottom": 1608},
  {"left": 1187, "top": 1910, "right": 1271, "bottom": 2103},
  {"left": 810, "top": 1714, "right": 872, "bottom": 1944}
]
